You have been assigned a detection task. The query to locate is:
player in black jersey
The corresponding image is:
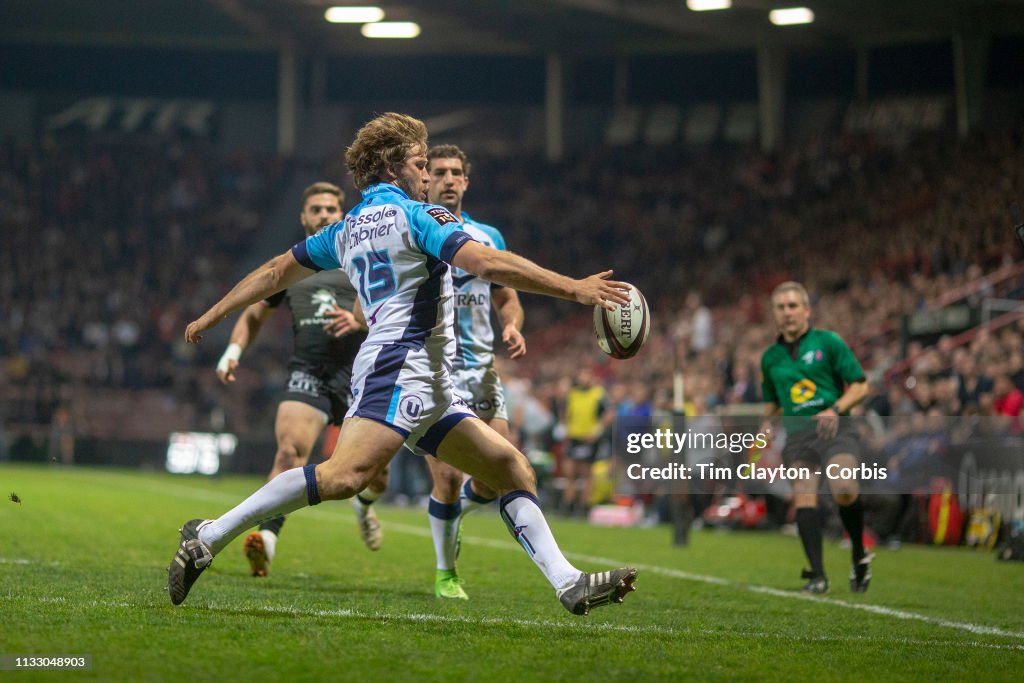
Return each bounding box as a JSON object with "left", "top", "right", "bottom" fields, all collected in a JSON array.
[{"left": 215, "top": 182, "right": 380, "bottom": 577}]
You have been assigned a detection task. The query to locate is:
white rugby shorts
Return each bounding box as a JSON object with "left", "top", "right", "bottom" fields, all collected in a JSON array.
[
  {"left": 452, "top": 365, "right": 508, "bottom": 422},
  {"left": 348, "top": 343, "right": 475, "bottom": 455}
]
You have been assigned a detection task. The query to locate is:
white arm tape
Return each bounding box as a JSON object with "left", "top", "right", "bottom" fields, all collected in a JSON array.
[{"left": 217, "top": 343, "right": 243, "bottom": 374}]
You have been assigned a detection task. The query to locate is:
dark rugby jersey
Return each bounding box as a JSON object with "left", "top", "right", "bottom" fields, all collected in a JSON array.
[{"left": 265, "top": 269, "right": 366, "bottom": 374}]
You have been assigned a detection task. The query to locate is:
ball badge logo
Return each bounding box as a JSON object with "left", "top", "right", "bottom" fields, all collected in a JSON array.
[{"left": 400, "top": 395, "right": 424, "bottom": 422}]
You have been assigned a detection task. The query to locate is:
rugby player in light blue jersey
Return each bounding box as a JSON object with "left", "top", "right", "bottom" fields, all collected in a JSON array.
[
  {"left": 168, "top": 113, "right": 638, "bottom": 616},
  {"left": 421, "top": 144, "right": 525, "bottom": 600}
]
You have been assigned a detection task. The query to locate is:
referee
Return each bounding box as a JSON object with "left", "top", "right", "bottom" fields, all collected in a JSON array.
[{"left": 760, "top": 281, "right": 872, "bottom": 593}]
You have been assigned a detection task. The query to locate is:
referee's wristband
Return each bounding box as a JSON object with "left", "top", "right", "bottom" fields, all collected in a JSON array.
[{"left": 217, "top": 343, "right": 243, "bottom": 374}]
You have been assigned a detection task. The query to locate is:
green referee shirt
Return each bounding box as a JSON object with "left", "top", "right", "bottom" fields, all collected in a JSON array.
[{"left": 760, "top": 327, "right": 865, "bottom": 432}]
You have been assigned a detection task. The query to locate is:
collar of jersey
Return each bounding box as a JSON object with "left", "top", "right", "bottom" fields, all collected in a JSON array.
[
  {"left": 362, "top": 183, "right": 408, "bottom": 200},
  {"left": 777, "top": 326, "right": 813, "bottom": 345}
]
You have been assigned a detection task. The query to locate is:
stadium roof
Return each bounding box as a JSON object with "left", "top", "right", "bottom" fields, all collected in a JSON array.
[{"left": 4, "top": 0, "right": 1024, "bottom": 57}]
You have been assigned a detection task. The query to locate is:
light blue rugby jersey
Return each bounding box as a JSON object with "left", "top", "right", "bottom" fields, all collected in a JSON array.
[
  {"left": 452, "top": 211, "right": 507, "bottom": 370},
  {"left": 292, "top": 183, "right": 475, "bottom": 359}
]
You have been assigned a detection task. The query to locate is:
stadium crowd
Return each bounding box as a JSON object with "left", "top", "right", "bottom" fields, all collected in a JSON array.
[
  {"left": 473, "top": 128, "right": 1024, "bottom": 434},
  {"left": 2, "top": 126, "right": 1023, "bottom": 532},
  {"left": 0, "top": 134, "right": 289, "bottom": 442}
]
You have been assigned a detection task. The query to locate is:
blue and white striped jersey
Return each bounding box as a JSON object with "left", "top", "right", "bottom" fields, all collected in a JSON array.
[
  {"left": 452, "top": 211, "right": 507, "bottom": 370},
  {"left": 292, "top": 183, "right": 475, "bottom": 363}
]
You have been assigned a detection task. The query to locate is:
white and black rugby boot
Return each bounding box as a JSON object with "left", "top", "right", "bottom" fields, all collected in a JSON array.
[
  {"left": 557, "top": 567, "right": 638, "bottom": 616},
  {"left": 167, "top": 519, "right": 214, "bottom": 605}
]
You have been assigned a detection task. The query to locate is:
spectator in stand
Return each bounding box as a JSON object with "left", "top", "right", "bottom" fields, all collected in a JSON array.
[
  {"left": 907, "top": 377, "right": 935, "bottom": 413},
  {"left": 956, "top": 356, "right": 993, "bottom": 414},
  {"left": 1008, "top": 350, "right": 1024, "bottom": 394},
  {"left": 728, "top": 356, "right": 761, "bottom": 405},
  {"left": 991, "top": 373, "right": 1023, "bottom": 433},
  {"left": 930, "top": 375, "right": 962, "bottom": 416},
  {"left": 681, "top": 291, "right": 714, "bottom": 357}
]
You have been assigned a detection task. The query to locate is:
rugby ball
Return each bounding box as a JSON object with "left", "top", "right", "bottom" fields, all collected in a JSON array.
[{"left": 593, "top": 284, "right": 651, "bottom": 359}]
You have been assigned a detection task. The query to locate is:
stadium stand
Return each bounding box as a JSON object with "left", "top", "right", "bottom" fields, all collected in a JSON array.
[
  {"left": 3, "top": 121, "right": 1023, "bottom": 539},
  {"left": 0, "top": 134, "right": 289, "bottom": 446}
]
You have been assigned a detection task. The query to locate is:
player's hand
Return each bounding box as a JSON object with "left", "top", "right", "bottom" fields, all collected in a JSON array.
[
  {"left": 323, "top": 306, "right": 364, "bottom": 337},
  {"left": 216, "top": 343, "right": 242, "bottom": 384},
  {"left": 185, "top": 319, "right": 207, "bottom": 344},
  {"left": 758, "top": 420, "right": 776, "bottom": 446},
  {"left": 814, "top": 408, "right": 839, "bottom": 439},
  {"left": 216, "top": 359, "right": 239, "bottom": 384},
  {"left": 503, "top": 324, "right": 526, "bottom": 359},
  {"left": 575, "top": 271, "right": 630, "bottom": 311}
]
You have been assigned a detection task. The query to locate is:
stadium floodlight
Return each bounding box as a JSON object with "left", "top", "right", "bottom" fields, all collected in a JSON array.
[
  {"left": 324, "top": 6, "right": 385, "bottom": 24},
  {"left": 769, "top": 7, "right": 815, "bottom": 25},
  {"left": 361, "top": 21, "right": 421, "bottom": 38},
  {"left": 686, "top": 0, "right": 732, "bottom": 11}
]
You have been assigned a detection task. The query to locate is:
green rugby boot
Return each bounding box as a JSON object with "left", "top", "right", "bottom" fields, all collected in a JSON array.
[{"left": 435, "top": 569, "right": 469, "bottom": 600}]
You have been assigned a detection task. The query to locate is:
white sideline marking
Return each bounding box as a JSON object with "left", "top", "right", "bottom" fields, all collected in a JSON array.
[
  {"left": 566, "top": 552, "right": 1024, "bottom": 641},
  {"left": 85, "top": 473, "right": 1024, "bottom": 642},
  {"left": 384, "top": 523, "right": 1024, "bottom": 641},
  {"left": 16, "top": 596, "right": 1024, "bottom": 652},
  {"left": 0, "top": 557, "right": 60, "bottom": 566},
  {"left": 746, "top": 585, "right": 1024, "bottom": 640}
]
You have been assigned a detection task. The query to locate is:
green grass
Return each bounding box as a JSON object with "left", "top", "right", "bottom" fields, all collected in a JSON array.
[{"left": 1, "top": 463, "right": 1022, "bottom": 681}]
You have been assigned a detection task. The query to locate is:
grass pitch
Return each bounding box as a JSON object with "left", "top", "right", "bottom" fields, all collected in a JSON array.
[{"left": 2, "top": 463, "right": 1023, "bottom": 681}]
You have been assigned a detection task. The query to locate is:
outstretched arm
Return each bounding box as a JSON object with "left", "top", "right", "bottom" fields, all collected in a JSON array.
[
  {"left": 186, "top": 250, "right": 314, "bottom": 343},
  {"left": 492, "top": 286, "right": 526, "bottom": 359},
  {"left": 216, "top": 302, "right": 274, "bottom": 384},
  {"left": 451, "top": 241, "right": 628, "bottom": 310}
]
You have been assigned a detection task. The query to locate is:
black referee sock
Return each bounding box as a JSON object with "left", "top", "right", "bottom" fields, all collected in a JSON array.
[
  {"left": 838, "top": 498, "right": 866, "bottom": 563},
  {"left": 796, "top": 507, "right": 825, "bottom": 578},
  {"left": 259, "top": 514, "right": 286, "bottom": 536}
]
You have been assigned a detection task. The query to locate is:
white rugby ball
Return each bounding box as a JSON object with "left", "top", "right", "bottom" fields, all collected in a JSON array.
[{"left": 593, "top": 284, "right": 651, "bottom": 359}]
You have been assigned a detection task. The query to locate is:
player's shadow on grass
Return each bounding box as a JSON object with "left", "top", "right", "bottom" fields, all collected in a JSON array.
[
  {"left": 218, "top": 571, "right": 432, "bottom": 601},
  {"left": 174, "top": 595, "right": 486, "bottom": 621}
]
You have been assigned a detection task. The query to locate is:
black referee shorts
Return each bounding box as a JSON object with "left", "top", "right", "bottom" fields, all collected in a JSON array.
[{"left": 781, "top": 424, "right": 861, "bottom": 467}]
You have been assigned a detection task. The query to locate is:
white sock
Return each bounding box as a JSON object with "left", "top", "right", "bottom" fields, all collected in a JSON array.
[
  {"left": 428, "top": 496, "right": 461, "bottom": 571},
  {"left": 199, "top": 465, "right": 320, "bottom": 555},
  {"left": 353, "top": 486, "right": 382, "bottom": 517},
  {"left": 259, "top": 530, "right": 278, "bottom": 563},
  {"left": 499, "top": 491, "right": 581, "bottom": 590},
  {"left": 459, "top": 478, "right": 495, "bottom": 520}
]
